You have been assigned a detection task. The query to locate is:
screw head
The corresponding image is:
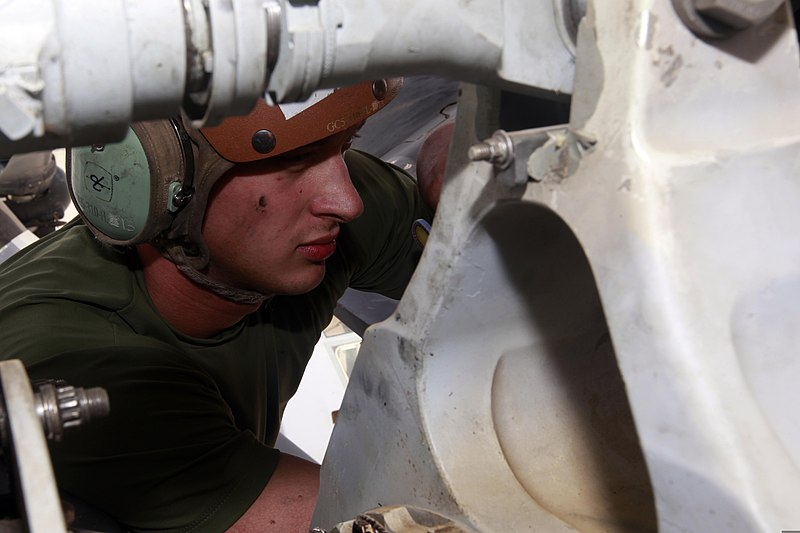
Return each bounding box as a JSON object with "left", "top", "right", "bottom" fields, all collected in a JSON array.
[
  {"left": 251, "top": 129, "right": 276, "bottom": 154},
  {"left": 372, "top": 79, "right": 388, "bottom": 101}
]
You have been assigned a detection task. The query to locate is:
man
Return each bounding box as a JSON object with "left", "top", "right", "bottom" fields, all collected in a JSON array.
[{"left": 0, "top": 79, "right": 443, "bottom": 531}]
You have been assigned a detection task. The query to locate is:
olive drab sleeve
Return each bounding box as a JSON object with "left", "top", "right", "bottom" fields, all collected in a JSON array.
[{"left": 339, "top": 149, "right": 434, "bottom": 300}]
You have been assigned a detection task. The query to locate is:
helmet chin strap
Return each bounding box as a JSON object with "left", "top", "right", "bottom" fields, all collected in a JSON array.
[
  {"left": 152, "top": 121, "right": 271, "bottom": 306},
  {"left": 176, "top": 262, "right": 271, "bottom": 306},
  {"left": 155, "top": 236, "right": 270, "bottom": 305}
]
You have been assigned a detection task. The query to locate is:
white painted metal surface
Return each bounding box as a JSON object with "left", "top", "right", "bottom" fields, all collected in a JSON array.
[
  {"left": 278, "top": 319, "right": 362, "bottom": 464},
  {"left": 0, "top": 360, "right": 67, "bottom": 533},
  {"left": 0, "top": 229, "right": 37, "bottom": 263},
  {"left": 0, "top": 0, "right": 575, "bottom": 153},
  {"left": 0, "top": 0, "right": 186, "bottom": 151},
  {"left": 268, "top": 0, "right": 575, "bottom": 101},
  {"left": 0, "top": 0, "right": 272, "bottom": 153},
  {"left": 314, "top": 2, "right": 800, "bottom": 532}
]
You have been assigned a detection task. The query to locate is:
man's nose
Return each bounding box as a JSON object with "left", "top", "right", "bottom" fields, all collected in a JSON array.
[{"left": 309, "top": 155, "right": 364, "bottom": 223}]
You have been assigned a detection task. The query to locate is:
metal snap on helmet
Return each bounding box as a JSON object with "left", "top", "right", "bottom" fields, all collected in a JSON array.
[{"left": 67, "top": 79, "right": 402, "bottom": 299}]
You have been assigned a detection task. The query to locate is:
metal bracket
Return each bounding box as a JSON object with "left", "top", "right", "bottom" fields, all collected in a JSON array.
[{"left": 469, "top": 125, "right": 596, "bottom": 188}]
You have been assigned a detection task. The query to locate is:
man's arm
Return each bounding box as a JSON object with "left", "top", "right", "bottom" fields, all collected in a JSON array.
[
  {"left": 228, "top": 453, "right": 320, "bottom": 533},
  {"left": 415, "top": 119, "right": 455, "bottom": 211}
]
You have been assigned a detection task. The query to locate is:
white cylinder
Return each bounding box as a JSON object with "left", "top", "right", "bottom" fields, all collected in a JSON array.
[
  {"left": 268, "top": 0, "right": 575, "bottom": 103},
  {"left": 198, "top": 0, "right": 270, "bottom": 126},
  {"left": 125, "top": 0, "right": 188, "bottom": 119},
  {"left": 53, "top": 0, "right": 135, "bottom": 141}
]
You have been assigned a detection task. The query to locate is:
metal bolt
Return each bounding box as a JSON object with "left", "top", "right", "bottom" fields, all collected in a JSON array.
[
  {"left": 91, "top": 144, "right": 105, "bottom": 152},
  {"left": 172, "top": 186, "right": 194, "bottom": 209},
  {"left": 251, "top": 129, "right": 276, "bottom": 154},
  {"left": 34, "top": 381, "right": 110, "bottom": 442},
  {"left": 372, "top": 79, "right": 388, "bottom": 101},
  {"left": 468, "top": 130, "right": 514, "bottom": 169},
  {"left": 672, "top": 0, "right": 783, "bottom": 38}
]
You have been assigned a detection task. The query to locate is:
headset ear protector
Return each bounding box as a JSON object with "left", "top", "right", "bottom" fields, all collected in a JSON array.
[{"left": 66, "top": 118, "right": 195, "bottom": 246}]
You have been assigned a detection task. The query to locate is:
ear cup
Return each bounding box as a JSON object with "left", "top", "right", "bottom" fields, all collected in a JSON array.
[
  {"left": 67, "top": 120, "right": 191, "bottom": 246},
  {"left": 68, "top": 128, "right": 154, "bottom": 243}
]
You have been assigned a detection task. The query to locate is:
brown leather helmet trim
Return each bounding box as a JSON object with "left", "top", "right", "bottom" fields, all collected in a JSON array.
[{"left": 199, "top": 79, "right": 403, "bottom": 162}]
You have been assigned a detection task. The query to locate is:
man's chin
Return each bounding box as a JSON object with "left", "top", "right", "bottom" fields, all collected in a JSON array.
[{"left": 270, "top": 267, "right": 327, "bottom": 296}]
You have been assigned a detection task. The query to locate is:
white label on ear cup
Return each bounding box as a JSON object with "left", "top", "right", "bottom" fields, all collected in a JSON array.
[{"left": 82, "top": 162, "right": 114, "bottom": 201}]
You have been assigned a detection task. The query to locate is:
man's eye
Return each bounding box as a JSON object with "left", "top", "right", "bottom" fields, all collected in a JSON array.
[
  {"left": 287, "top": 153, "right": 311, "bottom": 162},
  {"left": 280, "top": 151, "right": 314, "bottom": 167}
]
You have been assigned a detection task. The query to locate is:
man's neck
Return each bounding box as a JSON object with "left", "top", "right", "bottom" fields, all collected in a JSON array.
[{"left": 136, "top": 244, "right": 261, "bottom": 338}]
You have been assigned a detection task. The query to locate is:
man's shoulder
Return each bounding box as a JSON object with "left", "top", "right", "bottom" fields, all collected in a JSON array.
[
  {"left": 0, "top": 220, "right": 137, "bottom": 302},
  {"left": 0, "top": 220, "right": 144, "bottom": 364},
  {"left": 345, "top": 149, "right": 414, "bottom": 185}
]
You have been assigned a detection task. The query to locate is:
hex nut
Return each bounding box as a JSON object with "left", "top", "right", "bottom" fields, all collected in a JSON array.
[{"left": 694, "top": 0, "right": 784, "bottom": 29}]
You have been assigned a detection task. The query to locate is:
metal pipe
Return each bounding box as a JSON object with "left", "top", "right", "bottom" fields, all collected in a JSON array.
[
  {"left": 0, "top": 0, "right": 278, "bottom": 154},
  {"left": 268, "top": 0, "right": 575, "bottom": 102},
  {"left": 2, "top": 0, "right": 575, "bottom": 155}
]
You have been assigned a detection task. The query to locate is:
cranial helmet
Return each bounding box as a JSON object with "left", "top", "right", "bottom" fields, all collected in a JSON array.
[{"left": 67, "top": 79, "right": 402, "bottom": 302}]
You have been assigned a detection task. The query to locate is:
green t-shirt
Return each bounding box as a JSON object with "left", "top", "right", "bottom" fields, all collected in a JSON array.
[{"left": 0, "top": 150, "right": 430, "bottom": 532}]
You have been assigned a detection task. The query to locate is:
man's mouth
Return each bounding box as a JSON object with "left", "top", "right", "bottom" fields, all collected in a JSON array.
[{"left": 296, "top": 237, "right": 337, "bottom": 262}]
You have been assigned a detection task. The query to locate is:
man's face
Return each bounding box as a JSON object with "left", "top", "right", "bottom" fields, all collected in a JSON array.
[{"left": 201, "top": 127, "right": 364, "bottom": 296}]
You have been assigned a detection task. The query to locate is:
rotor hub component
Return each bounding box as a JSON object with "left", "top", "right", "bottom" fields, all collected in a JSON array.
[{"left": 33, "top": 380, "right": 110, "bottom": 442}]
